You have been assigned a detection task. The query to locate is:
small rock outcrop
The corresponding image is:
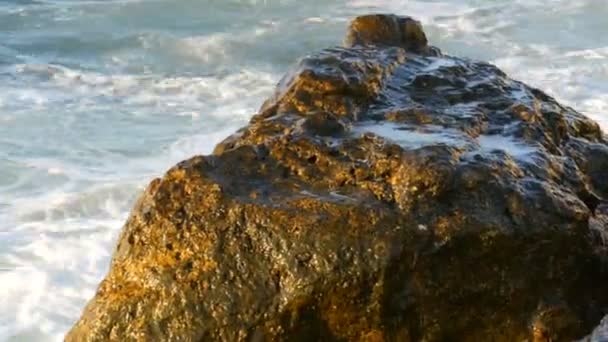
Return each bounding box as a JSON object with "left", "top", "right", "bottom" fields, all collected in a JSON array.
[{"left": 67, "top": 14, "right": 608, "bottom": 341}]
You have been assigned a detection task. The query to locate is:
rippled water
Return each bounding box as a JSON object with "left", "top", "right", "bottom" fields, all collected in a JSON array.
[{"left": 0, "top": 0, "right": 606, "bottom": 340}]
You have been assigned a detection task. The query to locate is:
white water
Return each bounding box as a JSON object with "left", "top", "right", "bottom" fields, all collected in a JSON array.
[
  {"left": 0, "top": 0, "right": 607, "bottom": 340},
  {"left": 353, "top": 122, "right": 471, "bottom": 149}
]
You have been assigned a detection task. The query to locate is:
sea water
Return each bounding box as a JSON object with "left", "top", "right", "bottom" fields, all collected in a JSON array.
[{"left": 0, "top": 0, "right": 607, "bottom": 340}]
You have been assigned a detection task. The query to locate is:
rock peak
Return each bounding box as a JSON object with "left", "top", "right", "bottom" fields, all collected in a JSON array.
[{"left": 344, "top": 14, "right": 429, "bottom": 53}]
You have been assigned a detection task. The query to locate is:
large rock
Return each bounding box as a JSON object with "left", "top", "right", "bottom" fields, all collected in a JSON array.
[{"left": 67, "top": 14, "right": 608, "bottom": 341}]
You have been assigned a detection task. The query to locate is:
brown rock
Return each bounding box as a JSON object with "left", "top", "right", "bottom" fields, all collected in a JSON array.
[
  {"left": 67, "top": 14, "right": 608, "bottom": 342},
  {"left": 344, "top": 14, "right": 430, "bottom": 54}
]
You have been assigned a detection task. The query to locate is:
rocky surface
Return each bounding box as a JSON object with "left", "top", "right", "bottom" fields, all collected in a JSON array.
[{"left": 67, "top": 14, "right": 608, "bottom": 341}]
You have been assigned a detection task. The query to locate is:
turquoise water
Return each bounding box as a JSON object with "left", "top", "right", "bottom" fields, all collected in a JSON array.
[{"left": 0, "top": 0, "right": 607, "bottom": 340}]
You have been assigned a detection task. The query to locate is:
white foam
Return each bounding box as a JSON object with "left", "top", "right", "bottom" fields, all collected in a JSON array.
[
  {"left": 305, "top": 17, "right": 325, "bottom": 23},
  {"left": 353, "top": 122, "right": 470, "bottom": 149},
  {"left": 444, "top": 101, "right": 482, "bottom": 118},
  {"left": 0, "top": 219, "right": 121, "bottom": 341},
  {"left": 422, "top": 57, "right": 459, "bottom": 72},
  {"left": 586, "top": 315, "right": 608, "bottom": 341},
  {"left": 354, "top": 122, "right": 540, "bottom": 163},
  {"left": 1, "top": 64, "right": 276, "bottom": 122},
  {"left": 476, "top": 134, "right": 538, "bottom": 161},
  {"left": 174, "top": 33, "right": 232, "bottom": 64},
  {"left": 565, "top": 47, "right": 608, "bottom": 60}
]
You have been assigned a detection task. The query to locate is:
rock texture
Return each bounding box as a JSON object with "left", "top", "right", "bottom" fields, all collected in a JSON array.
[{"left": 67, "top": 14, "right": 608, "bottom": 342}]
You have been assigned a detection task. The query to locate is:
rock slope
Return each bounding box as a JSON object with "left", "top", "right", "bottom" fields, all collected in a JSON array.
[{"left": 67, "top": 14, "right": 608, "bottom": 341}]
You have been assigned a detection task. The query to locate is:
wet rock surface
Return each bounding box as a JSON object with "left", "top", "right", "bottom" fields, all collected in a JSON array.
[{"left": 67, "top": 14, "right": 608, "bottom": 342}]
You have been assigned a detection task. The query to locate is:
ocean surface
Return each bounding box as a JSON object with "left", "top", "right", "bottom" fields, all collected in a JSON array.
[{"left": 0, "top": 0, "right": 607, "bottom": 340}]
